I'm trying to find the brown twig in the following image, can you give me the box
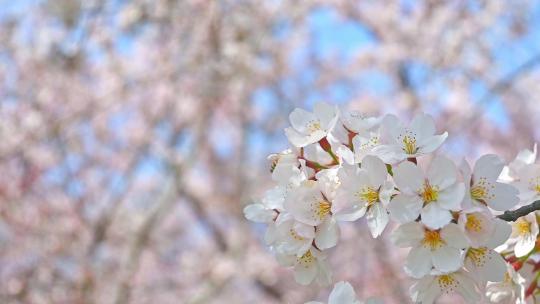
[498,200,540,222]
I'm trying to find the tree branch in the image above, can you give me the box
[497,200,540,222]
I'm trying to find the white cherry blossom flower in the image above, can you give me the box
[352,129,382,163]
[457,206,511,249]
[500,144,537,182]
[285,102,339,148]
[333,155,394,237]
[331,111,380,146]
[273,214,314,256]
[506,213,539,257]
[305,281,383,304]
[389,155,465,229]
[463,218,511,283]
[268,149,299,174]
[513,163,540,205]
[373,113,448,164]
[460,154,519,211]
[244,160,306,223]
[391,222,468,278]
[277,247,332,286]
[285,179,339,250]
[485,263,526,304]
[409,269,480,304]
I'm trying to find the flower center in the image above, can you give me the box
[315,201,331,220]
[465,214,483,232]
[470,177,494,203]
[358,186,379,206]
[297,250,315,267]
[307,120,322,133]
[466,247,488,266]
[470,185,486,201]
[402,135,418,155]
[289,228,305,241]
[535,184,540,194]
[437,274,458,291]
[421,182,439,204]
[422,229,445,250]
[516,220,531,235]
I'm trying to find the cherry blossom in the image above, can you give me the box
[333,155,394,237]
[460,154,519,211]
[409,270,480,304]
[391,222,468,278]
[506,213,539,257]
[277,247,332,286]
[463,218,511,283]
[485,264,526,304]
[285,102,339,148]
[373,113,448,164]
[389,155,465,229]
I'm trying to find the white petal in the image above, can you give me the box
[515,235,536,257]
[474,154,505,180]
[486,182,519,211]
[417,132,448,154]
[243,204,276,223]
[379,114,402,143]
[313,102,338,130]
[388,194,423,224]
[486,219,512,249]
[390,221,425,247]
[290,108,317,133]
[441,223,469,248]
[362,155,388,187]
[393,161,424,193]
[465,248,507,282]
[328,281,357,304]
[285,127,311,147]
[432,246,463,272]
[410,113,436,140]
[455,273,481,303]
[371,144,406,164]
[294,262,318,285]
[427,155,458,189]
[405,246,433,278]
[420,203,452,230]
[367,203,389,238]
[436,182,465,211]
[315,218,340,250]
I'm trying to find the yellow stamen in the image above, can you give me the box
[437,274,458,290]
[315,201,331,220]
[421,182,439,204]
[358,186,379,206]
[289,229,305,241]
[466,247,488,266]
[297,250,315,268]
[470,186,486,201]
[465,214,483,232]
[307,120,322,133]
[470,177,494,202]
[402,135,418,155]
[516,220,531,235]
[422,229,445,250]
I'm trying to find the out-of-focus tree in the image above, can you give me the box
[0,0,539,303]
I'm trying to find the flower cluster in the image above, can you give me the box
[244,102,540,303]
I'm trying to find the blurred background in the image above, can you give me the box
[0,0,539,303]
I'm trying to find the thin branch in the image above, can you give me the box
[498,200,540,222]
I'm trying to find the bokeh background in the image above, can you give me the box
[1,0,540,303]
